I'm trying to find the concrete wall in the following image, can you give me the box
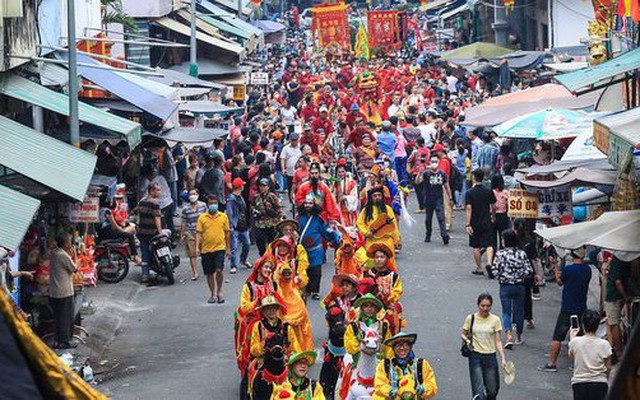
[121,0,173,18]
[1,0,38,70]
[551,0,594,47]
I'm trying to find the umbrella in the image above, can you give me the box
[440,42,513,61]
[535,210,640,261]
[493,108,587,140]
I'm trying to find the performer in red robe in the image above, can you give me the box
[294,162,341,223]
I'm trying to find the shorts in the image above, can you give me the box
[552,311,583,342]
[604,301,622,325]
[201,250,225,275]
[185,234,198,258]
[469,227,493,249]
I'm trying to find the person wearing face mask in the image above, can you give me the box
[179,188,207,281]
[195,195,231,304]
[374,333,438,399]
[415,154,451,245]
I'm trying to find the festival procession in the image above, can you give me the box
[2,0,640,399]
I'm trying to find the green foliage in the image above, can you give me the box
[101,0,138,33]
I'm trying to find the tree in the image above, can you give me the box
[101,0,137,33]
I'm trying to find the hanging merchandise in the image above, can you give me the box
[503,0,515,13]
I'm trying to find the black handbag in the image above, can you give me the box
[460,313,475,358]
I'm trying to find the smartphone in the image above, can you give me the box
[570,314,579,330]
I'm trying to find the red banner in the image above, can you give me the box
[311,2,350,52]
[367,10,404,50]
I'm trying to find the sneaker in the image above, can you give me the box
[504,341,513,350]
[230,267,237,274]
[443,236,450,245]
[424,237,431,243]
[415,209,425,214]
[532,292,542,301]
[515,337,524,345]
[537,364,557,372]
[526,320,535,329]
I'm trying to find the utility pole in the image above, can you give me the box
[492,0,508,46]
[68,0,80,147]
[190,0,198,77]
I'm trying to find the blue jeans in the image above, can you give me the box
[394,156,408,187]
[231,229,250,268]
[425,201,448,240]
[469,352,500,400]
[456,177,467,207]
[500,284,525,334]
[139,238,151,278]
[275,170,285,193]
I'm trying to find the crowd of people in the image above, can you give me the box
[78,17,626,400]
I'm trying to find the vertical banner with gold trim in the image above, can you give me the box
[311,2,350,52]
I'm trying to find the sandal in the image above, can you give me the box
[217,296,225,304]
[472,270,484,276]
[207,296,218,304]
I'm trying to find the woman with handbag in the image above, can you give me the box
[460,293,507,400]
[491,230,533,349]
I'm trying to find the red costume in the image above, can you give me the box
[294,181,341,223]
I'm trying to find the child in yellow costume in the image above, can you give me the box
[270,351,325,400]
[272,236,314,351]
[343,293,393,360]
[364,242,405,334]
[334,226,367,278]
[267,220,309,296]
[373,332,438,400]
[249,295,301,363]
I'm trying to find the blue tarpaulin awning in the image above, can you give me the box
[66,54,178,121]
[555,47,640,95]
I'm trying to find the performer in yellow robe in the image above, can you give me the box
[373,333,438,400]
[356,186,400,269]
[272,236,314,351]
[249,295,301,363]
[343,294,394,360]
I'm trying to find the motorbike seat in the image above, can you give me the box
[96,239,129,248]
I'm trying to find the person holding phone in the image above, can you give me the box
[568,310,612,400]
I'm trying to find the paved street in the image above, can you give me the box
[87,198,579,399]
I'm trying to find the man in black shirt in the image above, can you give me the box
[415,154,451,244]
[465,169,496,276]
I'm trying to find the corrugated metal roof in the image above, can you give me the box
[0,73,142,147]
[199,0,264,42]
[150,68,227,89]
[0,115,97,201]
[595,106,640,146]
[0,184,40,251]
[555,47,640,94]
[69,54,179,121]
[153,17,245,58]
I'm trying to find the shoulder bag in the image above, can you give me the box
[460,313,475,358]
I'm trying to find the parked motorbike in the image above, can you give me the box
[94,239,132,284]
[149,229,180,285]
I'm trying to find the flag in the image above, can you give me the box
[355,23,369,60]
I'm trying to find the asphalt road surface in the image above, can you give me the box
[91,199,577,399]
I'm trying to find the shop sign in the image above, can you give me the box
[233,85,245,101]
[537,187,573,218]
[608,134,634,170]
[250,72,269,85]
[68,197,100,223]
[593,121,610,155]
[507,189,538,219]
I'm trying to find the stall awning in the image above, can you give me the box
[0,116,97,201]
[178,101,242,114]
[594,107,640,169]
[153,17,245,60]
[67,54,178,121]
[208,0,253,19]
[423,0,452,11]
[519,167,618,189]
[170,58,246,77]
[177,87,212,99]
[439,3,468,21]
[0,185,40,251]
[535,210,640,261]
[150,68,227,90]
[199,0,264,47]
[145,127,228,148]
[555,47,640,95]
[517,159,614,174]
[0,73,142,147]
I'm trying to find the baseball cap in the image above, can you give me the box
[232,178,245,188]
[289,132,300,140]
[433,144,445,152]
[258,177,270,186]
[350,103,360,111]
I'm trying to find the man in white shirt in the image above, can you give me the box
[280,132,302,200]
[446,72,459,93]
[417,113,437,147]
[387,94,404,120]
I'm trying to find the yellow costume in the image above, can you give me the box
[271,379,326,400]
[373,357,438,399]
[334,246,367,277]
[275,259,314,351]
[267,241,309,294]
[356,204,400,254]
[249,319,301,360]
[344,320,393,360]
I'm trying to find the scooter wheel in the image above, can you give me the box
[96,253,129,283]
[164,260,175,285]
